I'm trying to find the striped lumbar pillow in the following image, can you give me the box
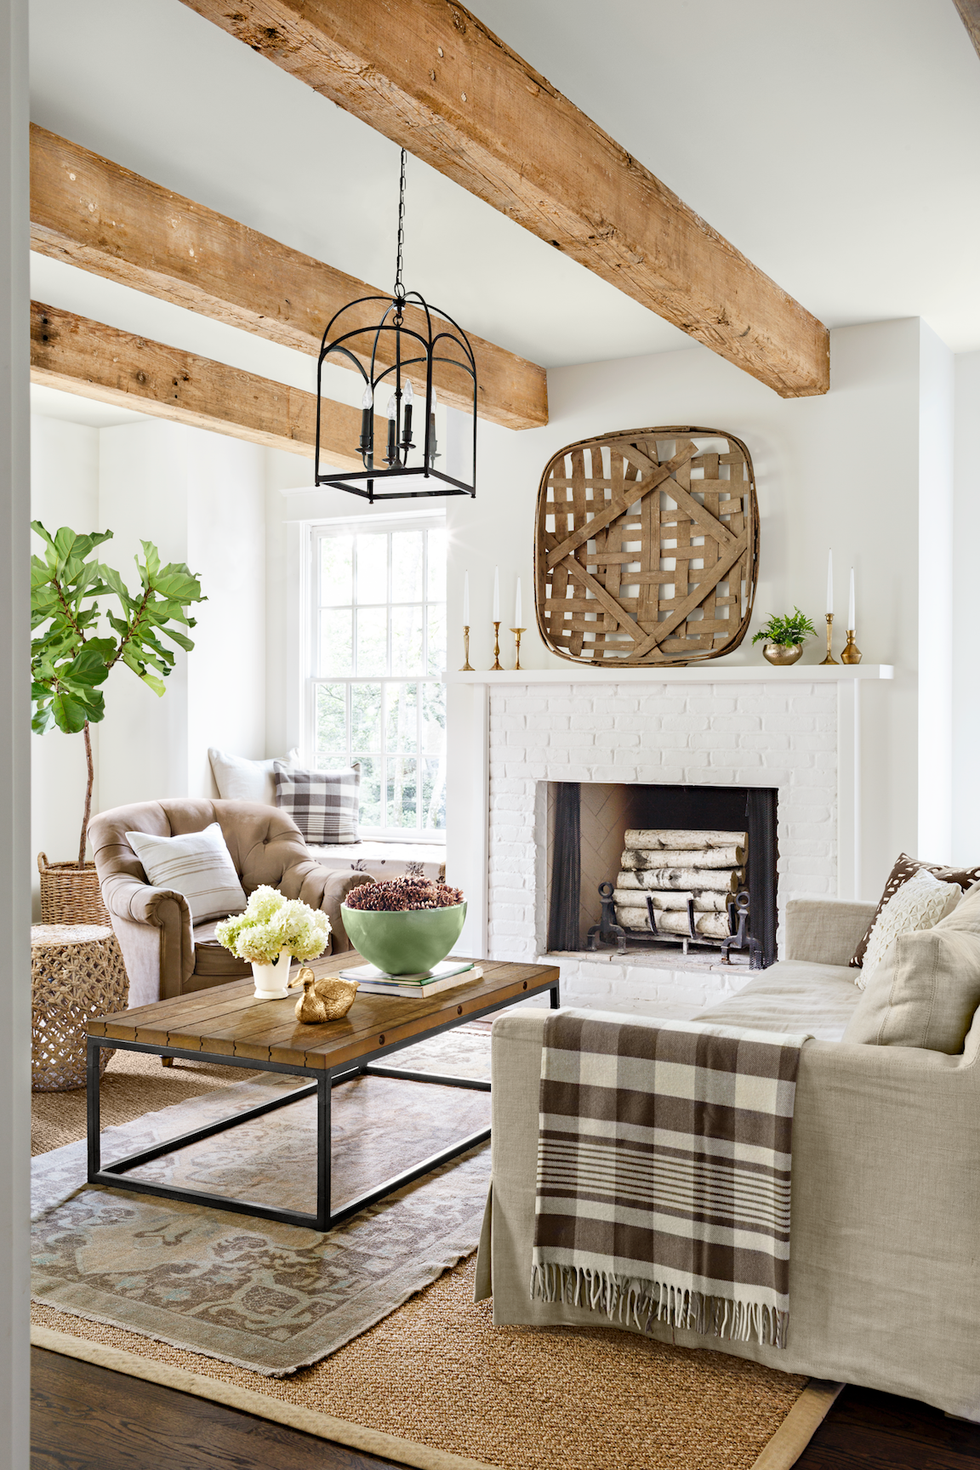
[273,761,360,844]
[126,822,247,923]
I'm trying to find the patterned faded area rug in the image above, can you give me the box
[32,1031,491,1376]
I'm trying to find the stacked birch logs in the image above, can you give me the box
[613,830,747,941]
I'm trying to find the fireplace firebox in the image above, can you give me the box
[546,783,778,968]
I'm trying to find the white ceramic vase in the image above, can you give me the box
[251,948,293,999]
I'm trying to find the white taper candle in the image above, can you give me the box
[848,568,855,629]
[514,577,522,627]
[826,550,834,616]
[463,570,470,624]
[492,566,500,622]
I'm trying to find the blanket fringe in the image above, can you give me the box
[530,1263,788,1349]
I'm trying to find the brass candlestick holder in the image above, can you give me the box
[491,621,502,671]
[819,613,838,665]
[841,629,863,664]
[511,627,526,671]
[460,625,474,671]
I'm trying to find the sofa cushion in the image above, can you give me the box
[693,961,861,1042]
[844,880,980,1053]
[849,852,980,968]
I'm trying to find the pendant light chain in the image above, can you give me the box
[393,148,407,322]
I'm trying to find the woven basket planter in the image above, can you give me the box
[37,852,110,926]
[31,923,129,1091]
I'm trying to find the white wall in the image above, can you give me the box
[917,323,955,861]
[952,350,980,864]
[30,415,269,860]
[445,320,933,900]
[29,416,100,911]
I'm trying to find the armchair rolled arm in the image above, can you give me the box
[98,872,195,996]
[101,872,190,928]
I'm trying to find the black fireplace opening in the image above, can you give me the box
[547,783,779,967]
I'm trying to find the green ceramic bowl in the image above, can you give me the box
[340,901,467,976]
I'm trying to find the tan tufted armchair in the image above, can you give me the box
[89,798,371,1006]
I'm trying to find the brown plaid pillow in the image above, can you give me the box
[273,762,359,844]
[850,853,980,968]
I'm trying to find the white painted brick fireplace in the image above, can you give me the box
[448,665,893,1019]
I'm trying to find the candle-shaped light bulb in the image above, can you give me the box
[492,566,500,622]
[359,383,374,453]
[402,378,414,445]
[514,577,522,627]
[826,550,834,616]
[463,570,470,624]
[386,392,398,463]
[428,386,439,464]
[848,567,855,629]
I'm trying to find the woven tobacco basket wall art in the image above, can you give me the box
[534,426,759,667]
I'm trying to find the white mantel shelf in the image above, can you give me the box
[444,664,894,684]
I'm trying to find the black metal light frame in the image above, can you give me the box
[314,152,478,503]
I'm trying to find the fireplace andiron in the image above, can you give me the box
[587,883,762,969]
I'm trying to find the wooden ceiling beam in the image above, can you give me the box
[29,124,547,431]
[177,0,829,399]
[30,300,390,467]
[953,0,980,60]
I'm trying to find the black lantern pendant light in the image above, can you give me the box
[315,150,478,502]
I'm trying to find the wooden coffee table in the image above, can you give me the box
[86,955,560,1231]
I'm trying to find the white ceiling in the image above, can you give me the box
[28,0,980,431]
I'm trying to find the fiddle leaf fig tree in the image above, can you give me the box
[31,522,206,867]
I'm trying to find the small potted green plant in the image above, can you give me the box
[752,609,817,666]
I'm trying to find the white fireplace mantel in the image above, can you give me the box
[446,664,894,684]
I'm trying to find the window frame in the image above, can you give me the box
[304,511,447,843]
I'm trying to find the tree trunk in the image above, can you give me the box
[78,720,94,868]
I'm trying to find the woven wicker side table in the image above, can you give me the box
[31,924,129,1092]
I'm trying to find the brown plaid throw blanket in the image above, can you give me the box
[530,1010,811,1348]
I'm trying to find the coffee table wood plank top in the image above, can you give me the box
[86,955,560,1233]
[89,956,558,1069]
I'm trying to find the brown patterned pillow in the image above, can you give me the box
[850,853,980,968]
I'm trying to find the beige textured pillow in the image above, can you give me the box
[855,867,961,990]
[843,914,980,1054]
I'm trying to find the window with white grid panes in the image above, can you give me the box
[309,516,446,839]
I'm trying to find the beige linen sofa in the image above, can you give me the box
[90,798,370,1006]
[477,897,980,1421]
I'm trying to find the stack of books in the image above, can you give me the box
[339,959,482,998]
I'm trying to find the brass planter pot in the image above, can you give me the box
[762,642,803,666]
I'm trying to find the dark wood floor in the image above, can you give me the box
[30,1346,980,1469]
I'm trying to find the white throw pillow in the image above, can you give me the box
[208,748,299,805]
[126,822,248,923]
[857,866,962,990]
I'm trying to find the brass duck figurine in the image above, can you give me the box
[289,966,358,1023]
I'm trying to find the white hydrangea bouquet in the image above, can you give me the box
[216,886,331,999]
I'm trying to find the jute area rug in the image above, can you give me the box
[32,1035,841,1470]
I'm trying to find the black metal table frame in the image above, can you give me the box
[86,972,560,1232]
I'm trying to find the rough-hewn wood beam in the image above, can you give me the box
[954,0,980,59]
[178,0,829,399]
[30,300,391,467]
[29,124,547,430]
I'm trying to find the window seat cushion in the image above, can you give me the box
[305,839,446,882]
